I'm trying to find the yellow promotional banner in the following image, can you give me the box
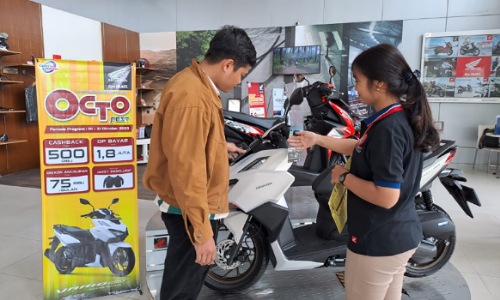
[36,59,141,299]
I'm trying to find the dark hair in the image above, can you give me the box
[204,25,257,70]
[352,44,439,152]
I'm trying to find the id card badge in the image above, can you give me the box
[288,147,302,163]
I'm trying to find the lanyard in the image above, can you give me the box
[356,103,403,151]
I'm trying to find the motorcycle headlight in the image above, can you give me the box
[109,229,127,238]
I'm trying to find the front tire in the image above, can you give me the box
[205,222,269,293]
[108,247,135,276]
[406,205,456,278]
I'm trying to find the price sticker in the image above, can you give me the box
[43,139,89,165]
[92,138,134,163]
[44,167,90,195]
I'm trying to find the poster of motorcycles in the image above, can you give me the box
[422,30,500,99]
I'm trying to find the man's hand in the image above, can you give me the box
[227,142,246,159]
[193,238,216,266]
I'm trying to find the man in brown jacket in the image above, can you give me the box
[143,25,256,300]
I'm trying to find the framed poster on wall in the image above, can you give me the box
[420,29,500,103]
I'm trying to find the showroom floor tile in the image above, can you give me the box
[0,163,499,300]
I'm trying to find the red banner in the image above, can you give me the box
[247,82,267,117]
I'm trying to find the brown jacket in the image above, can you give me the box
[143,60,229,244]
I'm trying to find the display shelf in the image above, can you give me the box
[2,63,35,68]
[0,49,22,57]
[0,80,23,85]
[0,138,28,146]
[138,87,156,92]
[136,138,151,164]
[137,67,158,74]
[0,110,26,114]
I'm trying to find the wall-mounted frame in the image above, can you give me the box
[420,29,500,103]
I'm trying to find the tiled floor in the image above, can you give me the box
[0,163,499,300]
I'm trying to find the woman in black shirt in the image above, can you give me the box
[288,44,439,300]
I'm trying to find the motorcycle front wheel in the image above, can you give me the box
[405,205,456,278]
[108,247,135,276]
[205,222,270,293]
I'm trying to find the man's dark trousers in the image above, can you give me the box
[160,212,218,300]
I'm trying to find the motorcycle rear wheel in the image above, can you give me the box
[405,204,456,278]
[54,247,75,274]
[205,223,269,293]
[108,247,135,276]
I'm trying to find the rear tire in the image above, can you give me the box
[54,247,75,274]
[205,223,269,293]
[405,204,456,278]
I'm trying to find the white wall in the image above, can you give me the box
[34,0,500,165]
[42,6,102,61]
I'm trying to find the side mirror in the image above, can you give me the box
[112,198,119,204]
[80,198,90,205]
[329,66,337,77]
[289,87,304,106]
[283,98,290,110]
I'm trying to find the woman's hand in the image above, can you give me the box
[287,131,318,150]
[331,164,348,184]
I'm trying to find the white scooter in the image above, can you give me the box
[203,90,481,293]
[44,198,135,276]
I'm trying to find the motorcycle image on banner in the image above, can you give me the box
[44,198,135,277]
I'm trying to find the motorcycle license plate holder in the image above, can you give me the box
[440,178,481,218]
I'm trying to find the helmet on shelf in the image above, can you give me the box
[136,58,150,68]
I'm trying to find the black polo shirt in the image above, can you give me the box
[347,103,423,256]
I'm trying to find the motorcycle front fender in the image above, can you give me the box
[108,242,132,255]
[223,211,249,243]
[439,168,481,218]
[224,202,289,244]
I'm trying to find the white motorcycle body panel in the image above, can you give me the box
[90,219,127,242]
[270,242,323,270]
[421,153,450,189]
[228,149,294,212]
[56,233,81,245]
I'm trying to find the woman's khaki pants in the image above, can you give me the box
[345,248,416,300]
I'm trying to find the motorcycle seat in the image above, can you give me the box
[54,224,94,242]
[422,140,456,169]
[224,110,282,130]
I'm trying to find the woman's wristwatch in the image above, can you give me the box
[339,171,349,185]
